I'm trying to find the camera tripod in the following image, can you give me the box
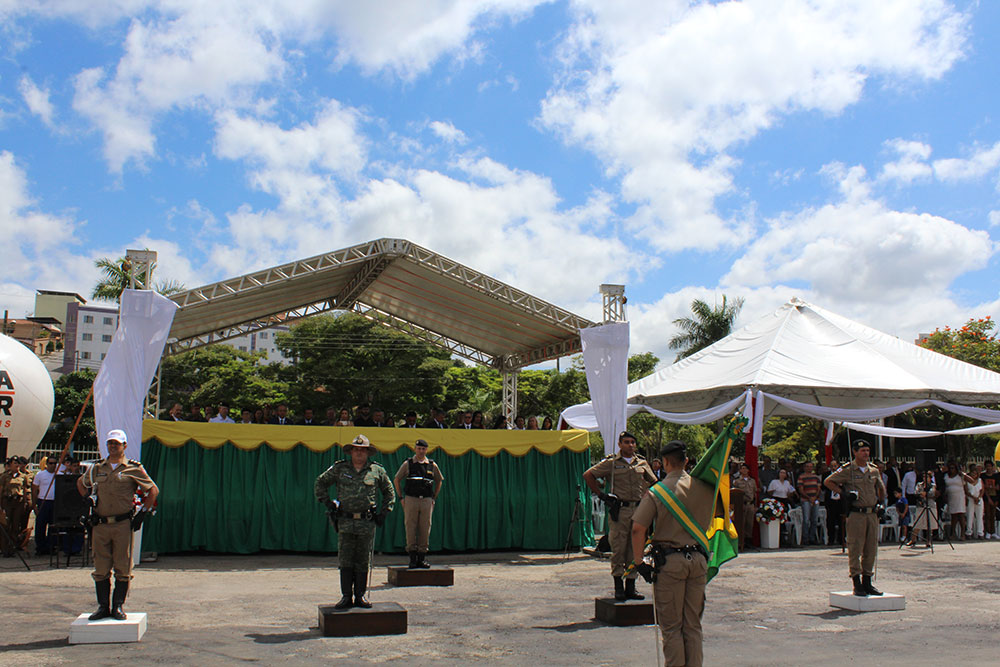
[0,521,31,571]
[563,484,586,561]
[901,498,954,553]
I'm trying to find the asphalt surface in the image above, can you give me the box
[1,540,998,665]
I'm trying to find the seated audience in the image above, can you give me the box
[209,403,234,423]
[471,411,485,429]
[299,408,317,426]
[526,416,539,430]
[399,411,419,428]
[541,416,553,430]
[239,408,254,424]
[354,404,376,427]
[333,407,353,427]
[269,403,292,425]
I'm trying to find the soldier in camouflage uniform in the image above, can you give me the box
[0,457,33,556]
[315,434,395,609]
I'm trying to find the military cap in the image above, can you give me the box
[618,431,638,443]
[414,439,429,449]
[851,438,871,451]
[344,434,372,452]
[659,440,687,458]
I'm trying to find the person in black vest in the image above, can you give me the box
[393,439,444,568]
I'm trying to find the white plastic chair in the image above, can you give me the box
[938,506,952,540]
[592,495,606,534]
[880,505,899,542]
[816,506,828,544]
[787,507,803,546]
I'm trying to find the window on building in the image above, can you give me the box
[239,346,247,352]
[82,333,93,341]
[103,317,114,326]
[101,353,106,360]
[102,334,112,342]
[83,315,94,324]
[81,351,91,360]
[260,332,268,339]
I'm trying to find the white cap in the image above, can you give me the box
[106,429,128,445]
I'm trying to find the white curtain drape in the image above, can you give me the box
[559,391,749,431]
[579,322,630,456]
[94,289,178,460]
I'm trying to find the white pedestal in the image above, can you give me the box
[759,520,780,549]
[69,613,147,644]
[829,591,905,612]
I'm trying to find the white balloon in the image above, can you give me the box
[0,333,55,458]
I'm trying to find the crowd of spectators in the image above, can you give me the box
[1,454,88,559]
[729,454,1000,549]
[163,401,557,431]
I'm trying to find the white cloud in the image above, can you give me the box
[879,138,932,183]
[933,141,1000,182]
[989,210,1000,228]
[429,120,467,144]
[18,75,55,127]
[541,0,968,252]
[0,150,99,315]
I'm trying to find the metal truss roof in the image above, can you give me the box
[165,238,595,370]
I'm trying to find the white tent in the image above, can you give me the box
[629,297,1000,414]
[562,298,1000,452]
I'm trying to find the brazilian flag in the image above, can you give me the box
[646,415,746,583]
[691,415,746,582]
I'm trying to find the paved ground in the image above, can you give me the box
[1,540,998,666]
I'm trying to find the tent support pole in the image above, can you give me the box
[502,367,518,428]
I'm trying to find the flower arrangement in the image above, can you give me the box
[755,498,787,524]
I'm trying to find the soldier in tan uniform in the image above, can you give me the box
[584,431,658,601]
[393,439,444,569]
[631,440,714,667]
[77,429,159,620]
[824,439,885,596]
[0,457,32,556]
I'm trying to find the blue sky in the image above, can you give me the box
[1,0,998,365]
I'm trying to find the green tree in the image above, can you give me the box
[92,255,185,303]
[41,370,97,458]
[160,346,288,415]
[275,314,456,417]
[761,417,827,462]
[668,295,744,361]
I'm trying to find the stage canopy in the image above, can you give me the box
[140,422,594,555]
[164,238,595,371]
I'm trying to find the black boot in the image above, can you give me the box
[415,552,430,569]
[862,575,883,596]
[852,575,866,596]
[613,576,626,601]
[353,569,372,608]
[334,569,354,610]
[110,580,129,620]
[407,551,419,569]
[89,579,112,620]
[624,578,645,600]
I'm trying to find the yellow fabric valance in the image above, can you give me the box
[141,420,590,457]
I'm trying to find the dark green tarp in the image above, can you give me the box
[141,440,594,554]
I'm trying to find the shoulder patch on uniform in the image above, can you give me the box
[128,459,142,465]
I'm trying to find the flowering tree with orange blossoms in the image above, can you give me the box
[918,317,1000,373]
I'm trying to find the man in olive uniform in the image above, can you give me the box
[393,438,444,569]
[631,440,715,667]
[583,431,658,601]
[77,430,159,620]
[824,439,886,596]
[315,434,395,609]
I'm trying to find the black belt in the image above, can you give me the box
[651,543,708,560]
[851,506,876,514]
[406,493,433,499]
[343,511,371,520]
[618,500,640,507]
[93,511,134,525]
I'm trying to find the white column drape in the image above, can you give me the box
[579,322,630,456]
[94,289,178,461]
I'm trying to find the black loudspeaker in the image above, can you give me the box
[914,448,937,475]
[54,474,89,523]
[0,437,7,461]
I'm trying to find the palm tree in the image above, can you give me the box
[92,256,186,303]
[669,295,744,361]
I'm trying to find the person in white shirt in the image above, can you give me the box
[31,457,59,555]
[209,403,235,424]
[901,465,918,505]
[766,469,797,510]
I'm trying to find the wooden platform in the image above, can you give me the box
[318,602,407,636]
[69,613,147,644]
[594,598,654,626]
[387,566,454,587]
[829,591,905,612]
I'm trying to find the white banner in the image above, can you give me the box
[579,322,630,456]
[94,289,178,461]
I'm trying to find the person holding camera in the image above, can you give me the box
[823,439,886,596]
[583,431,658,601]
